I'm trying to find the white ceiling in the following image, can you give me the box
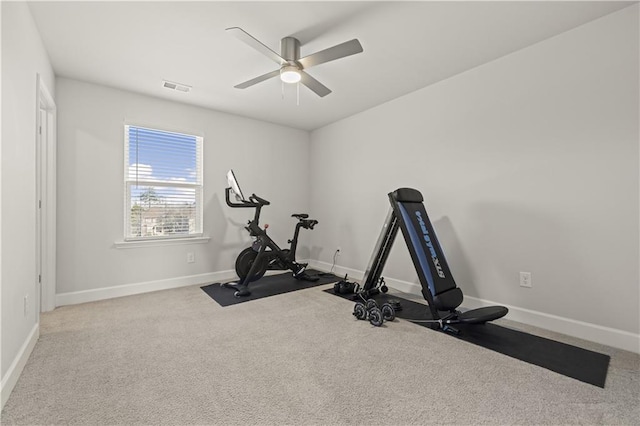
[28,1,633,131]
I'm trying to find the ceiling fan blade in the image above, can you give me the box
[234,69,281,89]
[299,71,331,97]
[298,39,363,69]
[226,27,286,65]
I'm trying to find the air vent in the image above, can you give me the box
[162,80,191,93]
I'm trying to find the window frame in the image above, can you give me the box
[123,124,204,242]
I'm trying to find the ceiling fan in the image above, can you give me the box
[226,27,363,97]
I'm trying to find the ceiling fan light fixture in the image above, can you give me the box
[280,66,301,84]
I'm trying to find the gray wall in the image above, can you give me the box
[308,7,639,337]
[55,78,310,296]
[1,2,55,379]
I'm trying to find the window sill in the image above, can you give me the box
[114,236,210,249]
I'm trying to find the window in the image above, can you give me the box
[124,125,203,240]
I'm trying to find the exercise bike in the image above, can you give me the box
[223,170,319,297]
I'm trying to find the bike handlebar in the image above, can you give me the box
[249,194,270,206]
[300,219,318,230]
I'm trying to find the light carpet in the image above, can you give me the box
[2,283,638,425]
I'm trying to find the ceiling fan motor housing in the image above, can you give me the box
[281,37,301,64]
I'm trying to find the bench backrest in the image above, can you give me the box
[391,188,463,312]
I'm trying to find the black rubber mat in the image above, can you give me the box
[202,270,338,307]
[326,289,610,388]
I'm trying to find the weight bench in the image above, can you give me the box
[359,187,507,334]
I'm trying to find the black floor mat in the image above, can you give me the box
[326,289,610,388]
[202,270,338,307]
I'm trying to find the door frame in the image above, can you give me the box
[36,74,57,312]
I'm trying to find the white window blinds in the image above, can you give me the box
[124,125,203,240]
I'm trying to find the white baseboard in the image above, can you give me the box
[307,259,364,282]
[1,324,39,410]
[56,270,236,307]
[461,295,640,354]
[55,267,317,307]
[308,260,640,354]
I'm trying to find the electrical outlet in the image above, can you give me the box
[336,247,341,256]
[187,252,195,263]
[24,295,28,316]
[520,272,532,288]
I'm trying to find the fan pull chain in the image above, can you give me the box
[279,81,301,105]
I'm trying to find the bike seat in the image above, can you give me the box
[292,214,309,219]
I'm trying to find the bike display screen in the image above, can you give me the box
[227,169,246,201]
